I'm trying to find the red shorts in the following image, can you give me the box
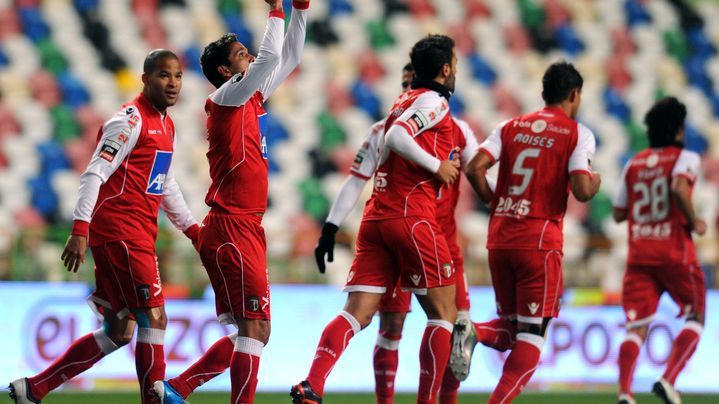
[89,238,163,319]
[378,281,412,313]
[622,263,706,328]
[488,249,563,324]
[199,213,270,322]
[344,217,455,295]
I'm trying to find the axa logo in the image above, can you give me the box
[146,151,172,195]
[410,274,422,286]
[528,302,540,315]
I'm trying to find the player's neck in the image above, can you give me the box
[411,78,452,99]
[545,102,573,118]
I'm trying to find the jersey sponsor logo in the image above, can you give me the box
[547,123,570,135]
[410,274,422,286]
[646,153,659,168]
[258,113,269,159]
[99,139,122,162]
[148,129,161,135]
[528,302,540,315]
[407,111,429,133]
[531,120,547,133]
[495,196,532,216]
[125,106,135,115]
[146,151,173,195]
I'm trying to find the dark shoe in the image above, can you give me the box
[290,380,322,404]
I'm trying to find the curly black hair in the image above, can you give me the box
[200,33,239,88]
[409,34,455,81]
[644,97,686,148]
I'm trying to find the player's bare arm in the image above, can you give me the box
[613,207,628,223]
[671,175,706,235]
[264,0,282,11]
[466,151,494,204]
[570,171,601,202]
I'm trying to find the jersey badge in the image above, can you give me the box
[407,111,429,133]
[99,139,122,162]
[125,106,135,115]
[146,151,173,195]
[531,120,547,133]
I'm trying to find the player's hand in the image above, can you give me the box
[692,218,707,236]
[435,148,461,185]
[61,235,87,273]
[264,0,282,11]
[314,223,339,274]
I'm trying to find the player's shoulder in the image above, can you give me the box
[677,148,701,162]
[369,119,386,134]
[108,103,142,128]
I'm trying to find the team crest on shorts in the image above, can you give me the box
[528,302,540,315]
[627,309,637,320]
[248,296,260,312]
[410,274,422,286]
[441,263,452,279]
[137,285,151,302]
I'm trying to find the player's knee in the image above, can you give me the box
[627,325,649,340]
[687,312,705,326]
[93,329,121,353]
[238,319,271,344]
[517,318,550,337]
[106,328,134,347]
[380,312,407,335]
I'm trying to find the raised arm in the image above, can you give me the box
[63,106,142,272]
[260,0,310,99]
[209,2,285,107]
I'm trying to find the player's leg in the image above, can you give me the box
[617,265,660,403]
[16,308,131,402]
[654,264,707,404]
[159,333,237,401]
[231,318,270,404]
[488,249,562,404]
[294,291,383,403]
[374,286,410,404]
[133,306,168,404]
[439,257,470,404]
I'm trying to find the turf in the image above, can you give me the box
[3,392,718,403]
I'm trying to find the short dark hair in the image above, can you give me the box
[200,33,239,88]
[403,62,414,72]
[541,61,583,104]
[409,34,454,80]
[644,96,686,148]
[143,49,179,74]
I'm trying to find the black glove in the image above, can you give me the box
[314,222,339,274]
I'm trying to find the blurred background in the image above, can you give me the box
[0,0,718,395]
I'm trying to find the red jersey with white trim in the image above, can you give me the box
[349,119,385,181]
[479,107,595,250]
[436,118,479,231]
[88,93,175,246]
[202,7,307,215]
[363,88,453,220]
[613,147,700,266]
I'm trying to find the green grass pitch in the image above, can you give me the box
[3,392,718,403]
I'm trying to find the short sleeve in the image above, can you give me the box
[568,123,596,175]
[477,121,505,164]
[671,150,701,184]
[85,105,142,182]
[613,161,630,209]
[350,120,384,180]
[392,92,450,138]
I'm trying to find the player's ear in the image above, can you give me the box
[141,72,149,86]
[217,65,232,79]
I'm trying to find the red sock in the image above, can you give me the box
[306,311,360,396]
[438,364,460,404]
[474,318,517,351]
[662,322,702,385]
[489,333,543,404]
[373,331,401,404]
[136,328,166,404]
[169,333,236,398]
[28,330,116,399]
[230,336,264,404]
[417,320,452,404]
[618,333,642,396]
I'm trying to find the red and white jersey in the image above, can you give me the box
[363,87,454,220]
[479,107,595,250]
[204,5,307,215]
[613,146,700,266]
[436,118,480,232]
[349,119,385,181]
[81,93,180,246]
